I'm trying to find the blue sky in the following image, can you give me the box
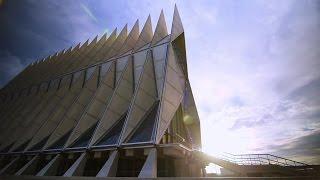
[0,0,319,164]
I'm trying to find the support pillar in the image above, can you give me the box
[174,158,189,177]
[0,156,19,175]
[63,152,87,177]
[36,154,60,176]
[15,155,39,175]
[138,148,157,178]
[96,150,119,177]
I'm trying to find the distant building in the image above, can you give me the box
[0,6,205,178]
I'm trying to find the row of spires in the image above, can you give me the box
[31,6,179,66]
[1,5,184,97]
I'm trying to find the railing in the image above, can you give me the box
[219,153,309,167]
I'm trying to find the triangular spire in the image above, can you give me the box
[151,10,168,45]
[106,24,128,58]
[108,28,117,41]
[171,5,184,41]
[59,49,66,56]
[72,43,81,51]
[99,33,108,42]
[51,52,58,60]
[119,19,140,55]
[89,33,108,57]
[65,46,73,54]
[81,39,90,48]
[95,29,118,62]
[90,35,99,45]
[134,15,153,51]
[170,5,188,79]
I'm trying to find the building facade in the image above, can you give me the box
[0,7,205,178]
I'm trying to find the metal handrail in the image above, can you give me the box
[221,153,309,167]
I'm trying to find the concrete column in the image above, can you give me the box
[189,162,202,177]
[138,148,157,178]
[15,155,39,175]
[96,150,119,177]
[36,154,60,176]
[63,152,88,177]
[174,159,189,177]
[0,156,19,175]
[202,167,207,177]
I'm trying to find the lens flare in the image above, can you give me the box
[183,115,194,125]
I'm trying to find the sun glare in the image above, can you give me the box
[201,121,255,156]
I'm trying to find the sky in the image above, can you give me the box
[0,0,319,165]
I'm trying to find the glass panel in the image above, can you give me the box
[48,130,72,150]
[28,135,50,151]
[69,122,98,148]
[98,62,111,86]
[169,105,191,147]
[95,112,127,146]
[127,102,159,143]
[12,139,31,152]
[72,70,83,84]
[60,75,72,88]
[100,63,110,77]
[85,66,96,81]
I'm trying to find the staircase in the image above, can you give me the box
[194,151,320,177]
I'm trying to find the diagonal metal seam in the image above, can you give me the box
[26,67,100,152]
[86,54,134,148]
[0,44,82,133]
[154,44,185,144]
[121,101,160,146]
[91,111,128,148]
[0,86,66,151]
[11,70,87,153]
[44,41,112,149]
[117,50,156,145]
[42,65,109,151]
[51,62,114,151]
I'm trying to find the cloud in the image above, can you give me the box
[80,3,98,23]
[0,0,105,87]
[266,130,320,164]
[0,51,26,88]
[190,0,320,163]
